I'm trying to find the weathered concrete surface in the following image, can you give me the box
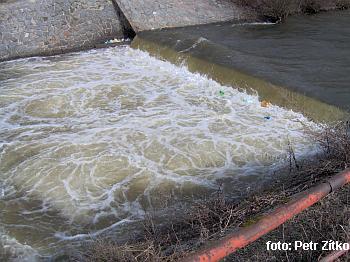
[0,0,132,61]
[115,0,254,32]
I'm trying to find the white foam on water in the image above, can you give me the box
[0,46,317,254]
[179,37,209,53]
[0,185,4,199]
[54,218,132,241]
[0,227,39,262]
[231,22,277,27]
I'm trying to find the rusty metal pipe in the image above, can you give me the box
[184,170,350,262]
[319,244,350,262]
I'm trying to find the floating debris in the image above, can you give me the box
[219,90,225,97]
[261,100,272,108]
[104,38,130,45]
[264,116,272,120]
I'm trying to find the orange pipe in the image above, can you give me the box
[319,244,350,262]
[184,170,350,262]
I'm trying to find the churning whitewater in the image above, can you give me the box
[0,46,316,258]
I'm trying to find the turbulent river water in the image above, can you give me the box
[136,10,350,113]
[0,46,316,260]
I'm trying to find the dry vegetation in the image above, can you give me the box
[235,0,350,21]
[70,121,350,261]
[231,185,350,261]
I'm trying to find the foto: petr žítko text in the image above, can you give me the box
[266,240,350,251]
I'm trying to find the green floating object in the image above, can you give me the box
[219,90,225,96]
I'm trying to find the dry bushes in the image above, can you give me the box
[336,0,350,9]
[311,121,350,172]
[300,0,324,13]
[231,185,350,261]
[237,0,296,21]
[274,121,350,194]
[71,191,290,262]
[72,240,166,262]
[236,0,350,21]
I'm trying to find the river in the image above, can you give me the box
[134,10,350,120]
[0,44,318,260]
[4,8,350,261]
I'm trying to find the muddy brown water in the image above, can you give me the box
[134,10,350,121]
[2,10,349,261]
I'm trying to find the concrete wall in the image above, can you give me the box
[0,0,253,61]
[0,0,132,61]
[115,0,253,32]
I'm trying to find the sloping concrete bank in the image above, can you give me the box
[115,0,254,32]
[0,0,133,62]
[0,0,254,62]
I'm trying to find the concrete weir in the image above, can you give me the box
[131,33,347,123]
[114,0,250,32]
[0,0,250,61]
